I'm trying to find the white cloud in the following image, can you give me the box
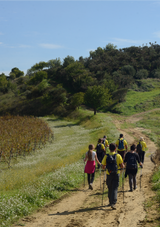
[153,31,160,38]
[39,43,63,49]
[0,42,2,45]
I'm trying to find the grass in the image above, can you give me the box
[134,110,160,207]
[1,105,160,226]
[0,109,120,226]
[135,110,160,145]
[115,88,160,116]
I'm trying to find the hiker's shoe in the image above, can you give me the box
[134,186,137,190]
[89,184,92,189]
[111,204,116,210]
[90,183,93,190]
[129,189,133,192]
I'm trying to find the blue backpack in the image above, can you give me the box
[118,139,124,150]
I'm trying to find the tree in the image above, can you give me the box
[121,65,136,78]
[64,62,93,92]
[135,69,149,79]
[28,71,48,85]
[0,73,8,93]
[63,55,75,68]
[105,43,117,52]
[70,92,84,109]
[27,61,48,75]
[9,67,24,79]
[48,58,61,69]
[84,85,111,115]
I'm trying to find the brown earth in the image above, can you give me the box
[13,111,160,227]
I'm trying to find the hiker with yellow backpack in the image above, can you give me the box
[102,135,109,150]
[116,134,128,160]
[137,137,147,164]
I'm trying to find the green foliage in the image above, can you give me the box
[37,79,49,92]
[9,67,24,79]
[105,43,117,51]
[152,68,160,79]
[70,92,84,109]
[27,61,48,75]
[28,71,48,85]
[121,65,136,78]
[84,85,111,115]
[113,88,160,115]
[2,42,160,116]
[42,86,67,106]
[63,55,75,68]
[135,69,149,79]
[112,88,128,102]
[64,62,93,92]
[0,73,8,93]
[47,58,61,69]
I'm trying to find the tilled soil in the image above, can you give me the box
[13,112,159,227]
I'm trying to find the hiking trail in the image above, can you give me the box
[13,111,159,227]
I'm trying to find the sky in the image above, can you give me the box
[0,1,160,76]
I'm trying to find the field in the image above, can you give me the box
[0,106,160,226]
[0,110,119,226]
[9,108,160,227]
[0,115,53,169]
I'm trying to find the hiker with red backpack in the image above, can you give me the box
[102,143,124,210]
[137,137,147,164]
[116,134,128,160]
[84,144,101,190]
[96,138,105,169]
[124,144,143,191]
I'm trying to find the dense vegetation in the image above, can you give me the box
[1,42,160,116]
[0,115,53,168]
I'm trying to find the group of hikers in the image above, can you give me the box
[84,133,147,210]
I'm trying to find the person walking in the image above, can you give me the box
[102,143,124,210]
[102,135,109,152]
[96,138,105,169]
[116,134,128,160]
[124,144,143,191]
[137,137,147,164]
[84,144,101,190]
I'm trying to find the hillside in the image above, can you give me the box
[1,43,160,116]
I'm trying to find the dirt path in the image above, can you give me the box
[14,112,158,227]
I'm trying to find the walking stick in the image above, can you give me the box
[140,166,142,191]
[84,161,85,187]
[122,168,125,203]
[102,168,106,206]
[100,166,101,189]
